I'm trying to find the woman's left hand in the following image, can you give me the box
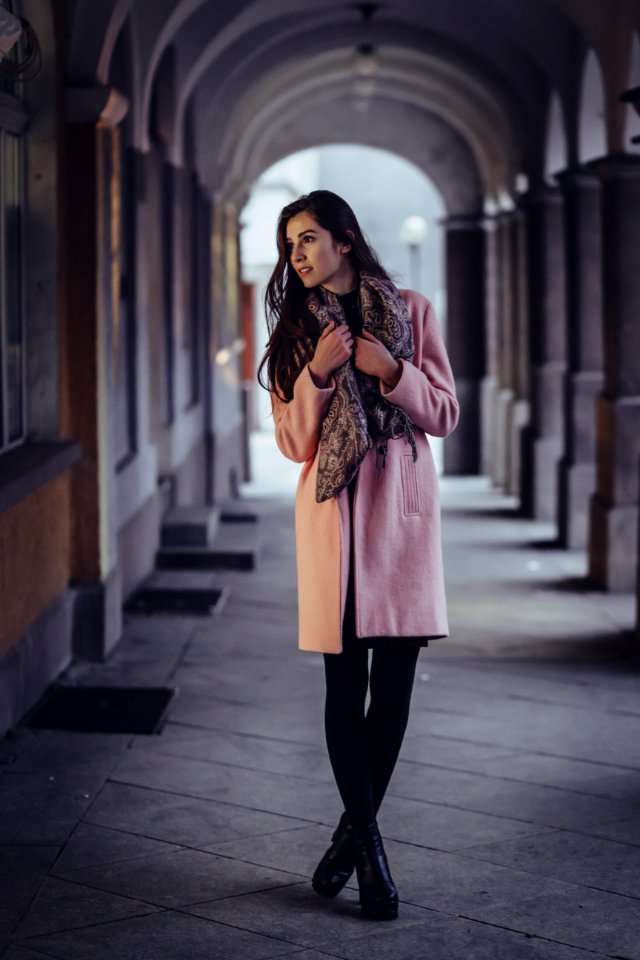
[354,329,403,388]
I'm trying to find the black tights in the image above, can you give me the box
[323,625,420,828]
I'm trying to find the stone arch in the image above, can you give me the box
[545,91,569,181]
[578,49,607,164]
[196,46,510,212]
[108,16,139,146]
[149,44,177,154]
[66,0,134,84]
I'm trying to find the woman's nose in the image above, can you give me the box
[294,245,305,261]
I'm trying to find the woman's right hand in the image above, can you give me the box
[308,321,353,387]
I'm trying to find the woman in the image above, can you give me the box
[259,190,458,921]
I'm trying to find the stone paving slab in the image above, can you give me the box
[51,846,304,909]
[461,828,640,897]
[81,780,311,849]
[18,910,303,960]
[385,838,640,957]
[107,749,343,824]
[0,846,60,948]
[312,915,611,960]
[131,725,333,781]
[181,882,440,951]
[11,877,162,939]
[387,756,640,829]
[50,822,183,873]
[2,473,639,959]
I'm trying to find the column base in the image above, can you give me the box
[532,435,563,521]
[589,494,638,591]
[493,388,515,488]
[70,568,122,662]
[0,592,74,738]
[480,376,499,477]
[508,399,530,497]
[558,460,596,549]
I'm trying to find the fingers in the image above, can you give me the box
[319,321,335,339]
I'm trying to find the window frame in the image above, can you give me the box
[0,88,27,455]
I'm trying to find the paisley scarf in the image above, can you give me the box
[307,272,417,503]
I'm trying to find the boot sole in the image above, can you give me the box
[360,900,399,920]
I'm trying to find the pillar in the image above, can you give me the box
[60,86,128,659]
[589,155,640,591]
[509,204,531,498]
[520,187,567,521]
[481,217,499,477]
[492,211,517,489]
[443,215,486,474]
[556,168,603,549]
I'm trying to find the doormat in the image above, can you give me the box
[124,587,223,615]
[22,685,176,735]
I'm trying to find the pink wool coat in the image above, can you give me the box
[272,290,459,654]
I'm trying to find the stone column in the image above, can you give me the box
[508,205,531,498]
[556,168,604,549]
[492,211,517,489]
[520,187,567,521]
[589,155,640,591]
[481,217,499,477]
[60,86,128,659]
[443,215,486,475]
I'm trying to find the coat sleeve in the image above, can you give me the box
[380,295,459,438]
[271,364,336,463]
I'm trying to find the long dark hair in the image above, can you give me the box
[258,190,391,402]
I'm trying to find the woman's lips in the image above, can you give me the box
[299,267,312,276]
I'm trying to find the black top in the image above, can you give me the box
[336,288,362,337]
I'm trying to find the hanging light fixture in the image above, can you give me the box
[351,3,380,106]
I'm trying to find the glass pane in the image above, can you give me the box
[3,132,24,442]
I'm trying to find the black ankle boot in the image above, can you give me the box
[312,812,355,898]
[352,821,399,920]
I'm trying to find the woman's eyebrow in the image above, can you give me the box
[286,229,318,242]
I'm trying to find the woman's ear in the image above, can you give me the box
[341,230,355,253]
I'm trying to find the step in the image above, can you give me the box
[161,505,220,547]
[219,499,259,524]
[156,521,263,571]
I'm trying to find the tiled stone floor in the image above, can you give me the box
[1,447,639,959]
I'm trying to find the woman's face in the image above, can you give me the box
[285,211,356,294]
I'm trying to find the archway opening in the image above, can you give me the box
[239,143,447,495]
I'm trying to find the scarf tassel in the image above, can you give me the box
[375,442,387,477]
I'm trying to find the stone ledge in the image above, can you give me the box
[0,440,82,513]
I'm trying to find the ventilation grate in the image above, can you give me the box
[124,586,224,615]
[22,685,176,735]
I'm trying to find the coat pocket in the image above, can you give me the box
[400,454,421,516]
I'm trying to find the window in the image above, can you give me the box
[0,99,26,453]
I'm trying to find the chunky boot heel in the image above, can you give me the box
[352,821,399,920]
[312,812,355,898]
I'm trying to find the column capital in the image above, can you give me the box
[441,212,486,232]
[518,183,563,208]
[65,85,129,128]
[587,152,640,182]
[554,165,601,191]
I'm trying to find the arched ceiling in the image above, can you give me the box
[66,0,640,206]
[196,46,504,212]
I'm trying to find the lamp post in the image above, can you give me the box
[399,215,428,291]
